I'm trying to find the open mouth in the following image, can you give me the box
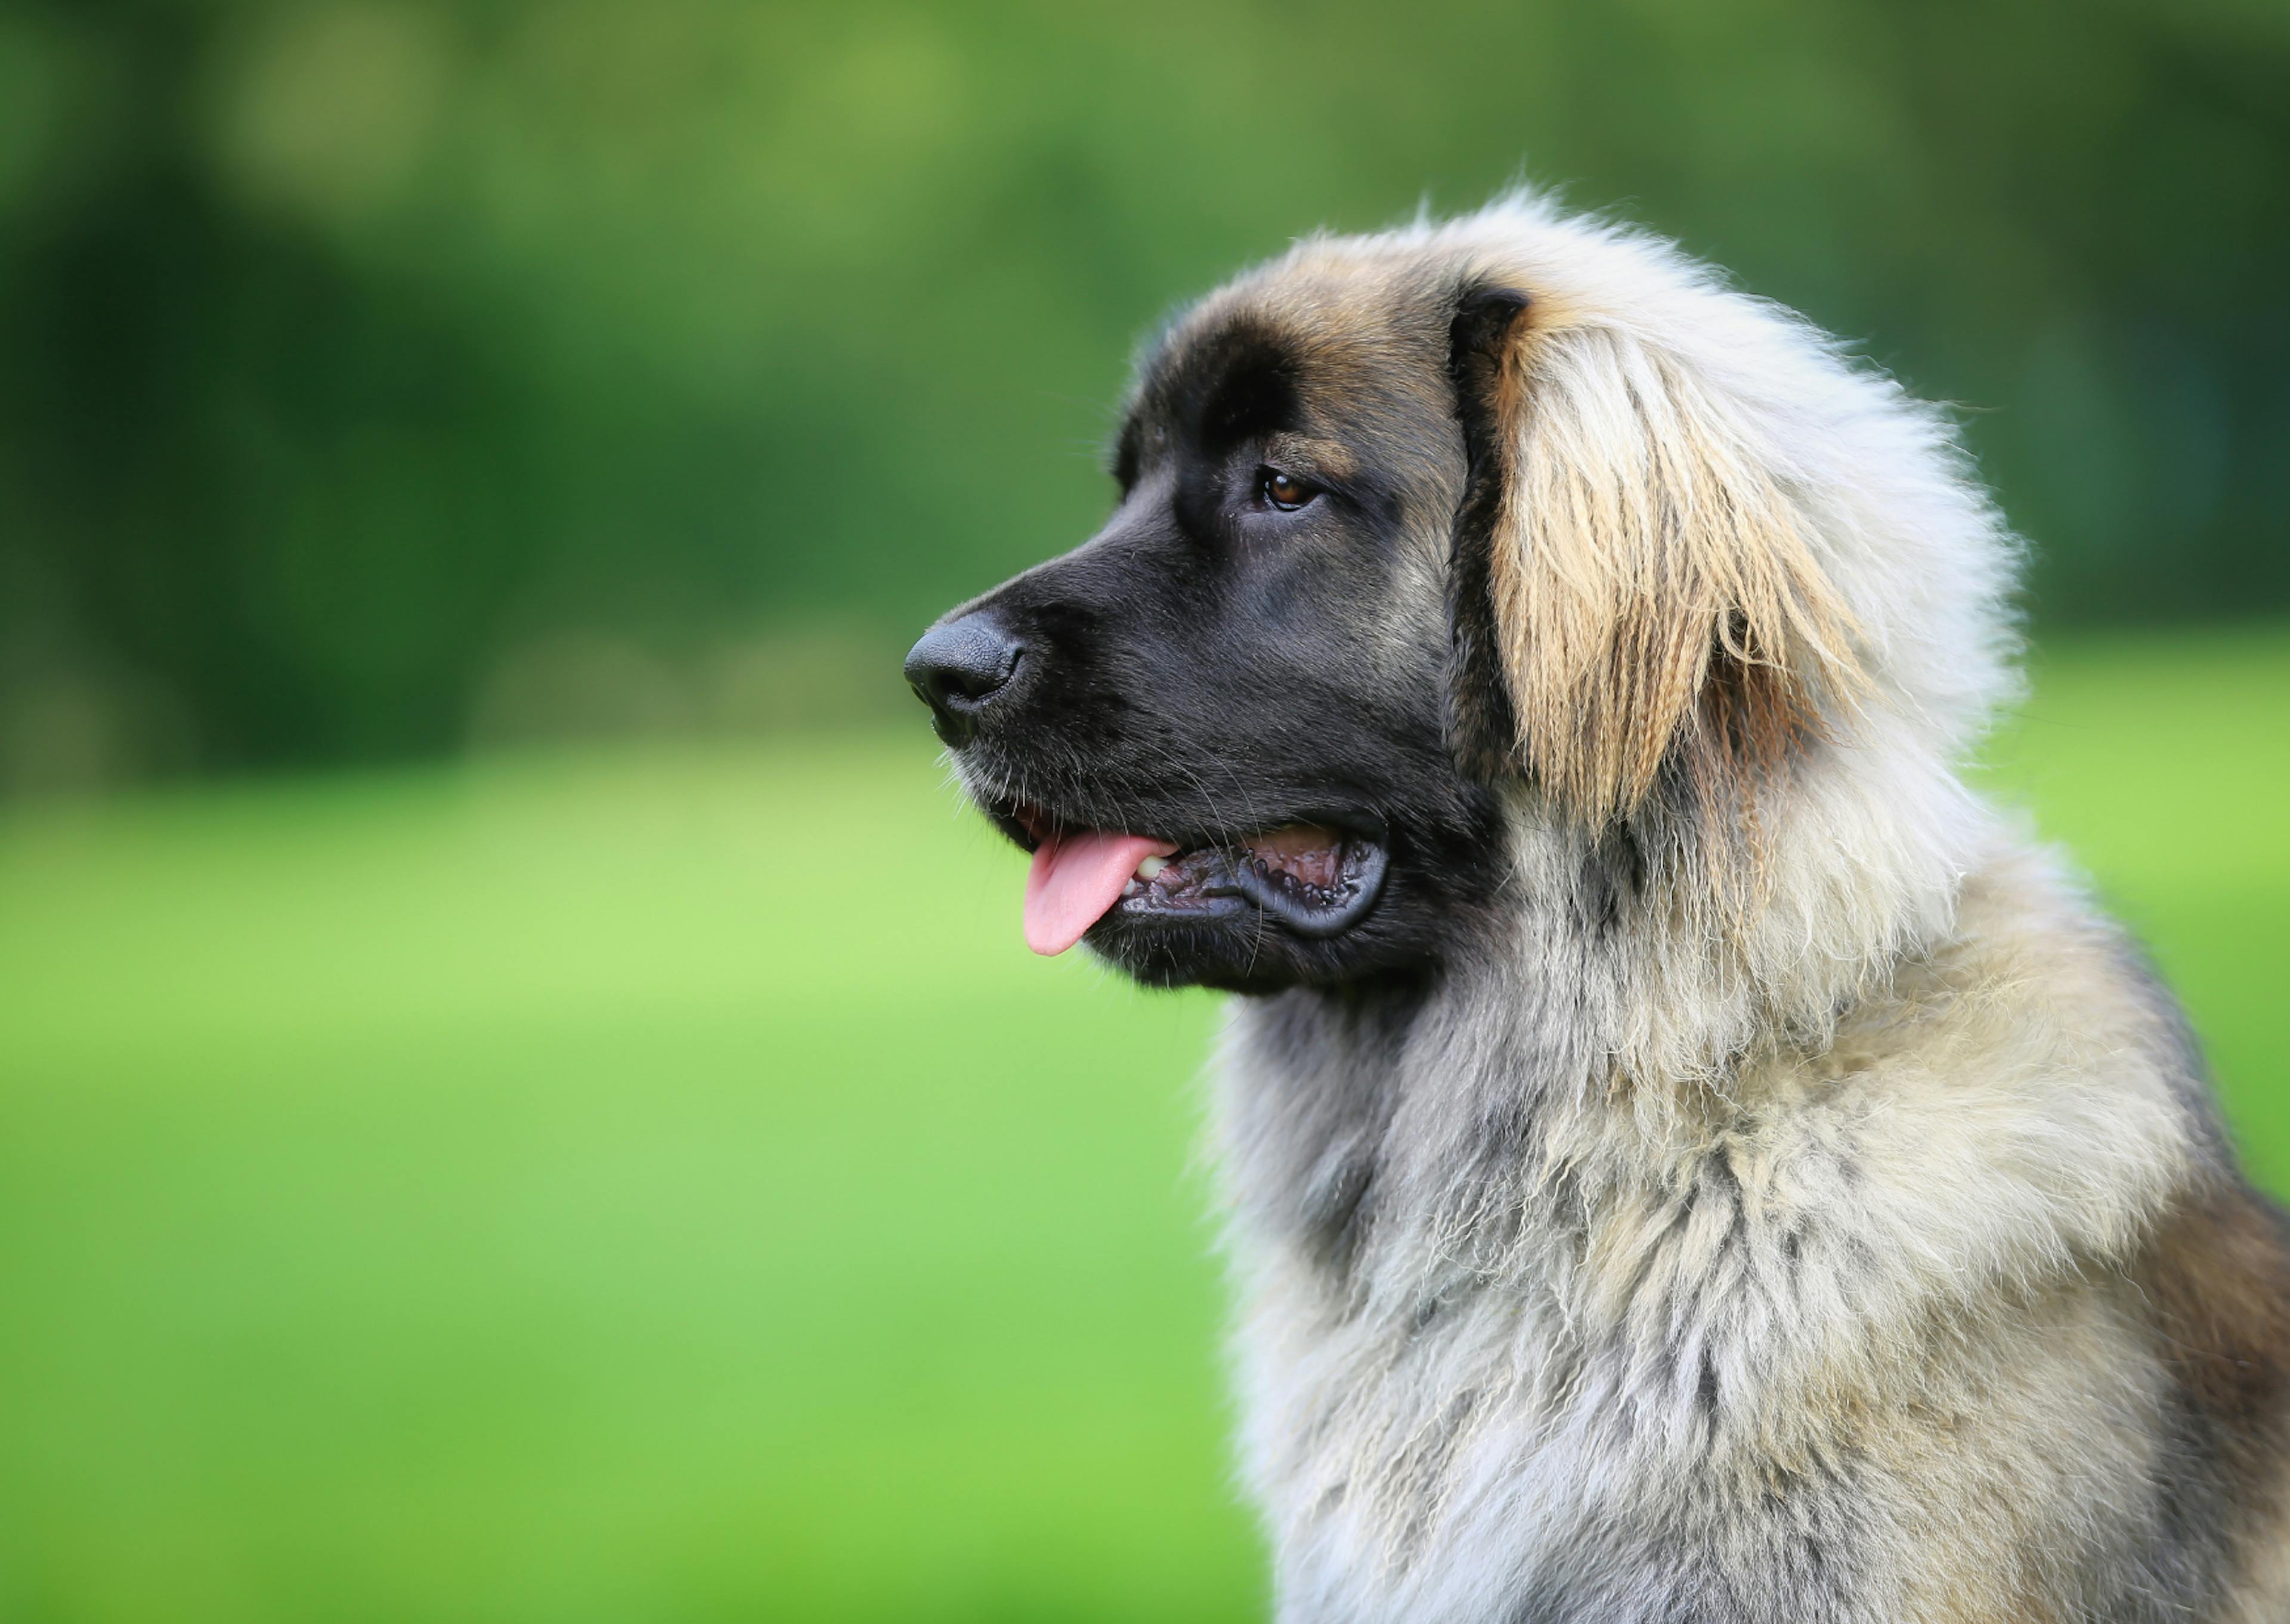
[1008,807,1390,956]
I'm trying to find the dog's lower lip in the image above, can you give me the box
[1113,822,1389,938]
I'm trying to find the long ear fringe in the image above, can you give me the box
[1489,325,1867,833]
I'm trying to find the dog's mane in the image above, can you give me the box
[1253,197,2014,1095]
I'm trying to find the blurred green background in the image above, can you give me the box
[0,2,2286,1620]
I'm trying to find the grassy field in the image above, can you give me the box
[0,628,2284,1623]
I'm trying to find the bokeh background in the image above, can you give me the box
[1,2,2286,1620]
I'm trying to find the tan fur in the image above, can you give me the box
[1181,197,2290,1622]
[1491,320,1865,830]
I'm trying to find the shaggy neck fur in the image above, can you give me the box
[1210,770,2203,1622]
[1221,705,1998,1305]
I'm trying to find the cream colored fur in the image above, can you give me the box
[1208,198,2288,1621]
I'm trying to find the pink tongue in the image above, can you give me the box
[1023,830,1180,956]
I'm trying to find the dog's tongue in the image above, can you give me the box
[1024,830,1178,956]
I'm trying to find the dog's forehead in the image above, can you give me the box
[1127,256,1453,448]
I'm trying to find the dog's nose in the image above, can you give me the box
[903,612,1023,746]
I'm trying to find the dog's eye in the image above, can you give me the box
[1260,469,1316,512]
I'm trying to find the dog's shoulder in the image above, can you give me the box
[1791,836,2290,1612]
[1811,837,2210,1251]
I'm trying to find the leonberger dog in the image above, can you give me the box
[903,195,2290,1622]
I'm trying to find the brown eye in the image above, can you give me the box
[1261,469,1314,511]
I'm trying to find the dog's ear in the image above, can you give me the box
[1443,277,1863,832]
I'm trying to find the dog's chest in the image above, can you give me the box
[1214,1070,1774,1616]
[1201,972,2068,1622]
[1224,1169,1743,1622]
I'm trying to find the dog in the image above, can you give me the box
[903,194,2290,1622]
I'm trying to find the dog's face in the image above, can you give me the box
[907,262,1516,992]
[906,229,1865,994]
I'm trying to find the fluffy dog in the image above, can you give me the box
[903,195,2290,1622]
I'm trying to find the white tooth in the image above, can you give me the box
[1121,878,1140,897]
[1137,856,1168,879]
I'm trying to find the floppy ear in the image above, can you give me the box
[1444,280,1864,832]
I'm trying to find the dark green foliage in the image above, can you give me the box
[1,0,2285,773]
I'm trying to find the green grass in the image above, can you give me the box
[0,627,2285,1623]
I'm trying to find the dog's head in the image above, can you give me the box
[907,199,2016,997]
